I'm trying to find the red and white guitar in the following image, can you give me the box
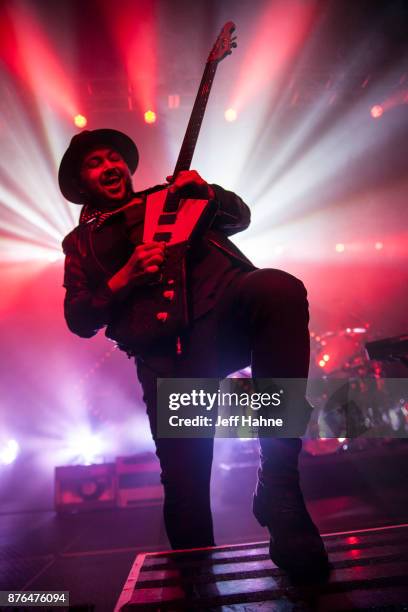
[107,22,238,353]
[143,21,237,245]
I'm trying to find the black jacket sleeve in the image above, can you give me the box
[62,237,115,338]
[210,184,251,236]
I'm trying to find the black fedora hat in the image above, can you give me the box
[58,129,139,204]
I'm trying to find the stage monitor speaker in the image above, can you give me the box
[115,453,162,508]
[55,463,116,513]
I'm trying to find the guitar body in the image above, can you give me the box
[105,191,219,354]
[106,240,190,353]
[144,189,212,245]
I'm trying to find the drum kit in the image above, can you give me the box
[311,326,371,377]
[304,327,408,455]
[229,328,407,456]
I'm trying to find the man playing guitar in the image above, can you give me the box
[59,128,328,581]
[59,23,329,582]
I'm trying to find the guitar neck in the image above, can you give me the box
[173,60,218,177]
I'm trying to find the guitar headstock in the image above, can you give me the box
[207,21,237,63]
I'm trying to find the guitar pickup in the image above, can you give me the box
[158,213,177,225]
[153,232,172,242]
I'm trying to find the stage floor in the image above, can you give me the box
[1,443,408,611]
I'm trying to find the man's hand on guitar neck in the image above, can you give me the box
[107,242,165,295]
[166,170,215,200]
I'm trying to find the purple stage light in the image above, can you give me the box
[66,429,104,466]
[0,439,19,465]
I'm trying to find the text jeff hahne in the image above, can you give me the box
[168,414,284,428]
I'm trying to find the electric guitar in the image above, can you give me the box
[105,22,238,354]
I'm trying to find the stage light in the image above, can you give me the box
[335,243,345,252]
[370,104,383,119]
[225,108,237,122]
[68,429,104,465]
[323,354,330,362]
[1,3,78,117]
[318,360,326,368]
[47,251,64,262]
[107,3,157,118]
[229,1,315,113]
[74,114,87,128]
[0,439,19,465]
[144,110,156,124]
[375,241,383,250]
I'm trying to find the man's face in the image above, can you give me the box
[79,146,132,206]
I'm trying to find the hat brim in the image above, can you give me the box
[58,129,139,204]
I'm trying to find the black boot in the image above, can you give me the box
[253,438,330,582]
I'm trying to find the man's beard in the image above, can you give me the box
[88,175,133,209]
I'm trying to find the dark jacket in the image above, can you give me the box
[62,184,254,341]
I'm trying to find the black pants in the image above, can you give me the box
[136,268,310,549]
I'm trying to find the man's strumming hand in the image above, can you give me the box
[108,241,165,294]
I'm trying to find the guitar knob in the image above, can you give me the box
[163,290,175,301]
[156,312,169,322]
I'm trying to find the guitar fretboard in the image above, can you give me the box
[162,21,236,217]
[173,60,218,177]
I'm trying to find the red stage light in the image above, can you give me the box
[144,110,156,124]
[370,105,383,119]
[1,4,78,117]
[74,114,87,128]
[229,2,315,112]
[106,2,156,115]
[335,243,345,252]
[318,359,326,368]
